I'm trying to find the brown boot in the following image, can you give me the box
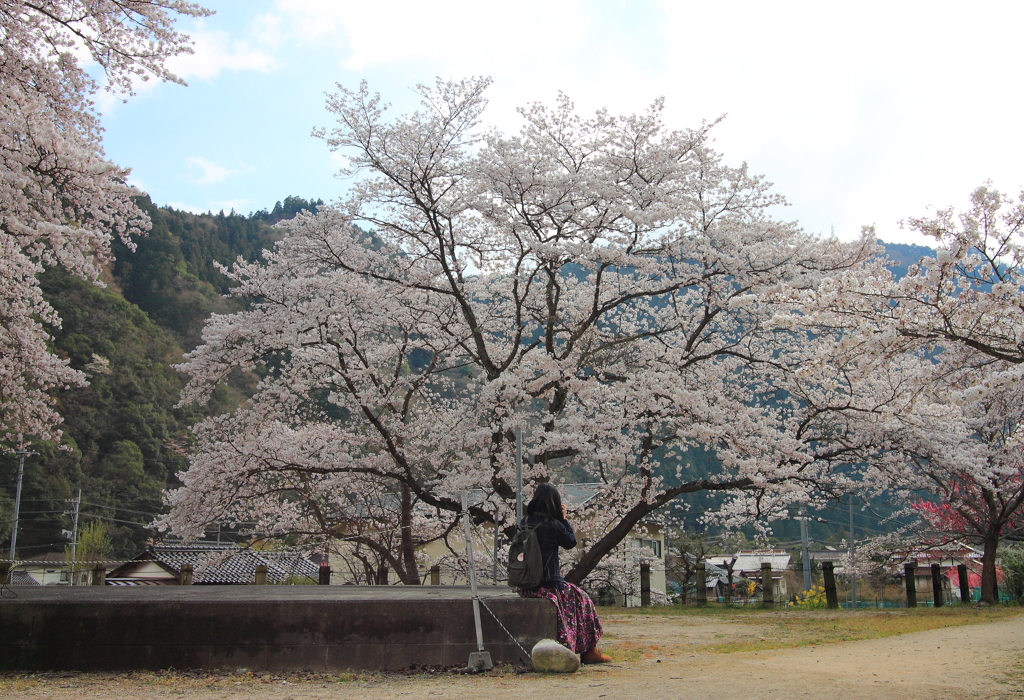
[581,648,611,664]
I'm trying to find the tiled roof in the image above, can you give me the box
[115,544,318,585]
[8,570,41,585]
[22,552,68,563]
[706,550,792,575]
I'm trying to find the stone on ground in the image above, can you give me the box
[531,638,580,673]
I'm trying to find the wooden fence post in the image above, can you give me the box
[254,564,268,585]
[180,563,193,586]
[822,561,838,609]
[91,563,106,586]
[695,562,707,606]
[957,563,971,603]
[761,563,774,608]
[0,561,10,585]
[430,565,440,586]
[376,565,388,585]
[931,563,944,607]
[640,563,651,607]
[318,563,331,585]
[725,570,733,604]
[904,562,917,608]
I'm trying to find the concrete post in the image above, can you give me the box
[91,563,105,586]
[761,563,774,608]
[640,562,651,607]
[822,561,838,609]
[695,562,707,606]
[180,563,193,586]
[318,563,331,585]
[430,565,440,586]
[931,563,944,607]
[904,562,917,608]
[957,563,971,603]
[254,564,268,586]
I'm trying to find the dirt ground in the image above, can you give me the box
[4,611,1023,699]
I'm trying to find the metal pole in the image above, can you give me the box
[849,498,856,609]
[462,491,492,670]
[68,489,81,585]
[515,427,523,525]
[8,443,28,562]
[492,517,499,584]
[800,506,811,593]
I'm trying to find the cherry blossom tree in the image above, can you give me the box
[791,186,1024,604]
[170,78,888,584]
[0,0,209,446]
[898,380,1024,603]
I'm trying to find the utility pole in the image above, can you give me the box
[515,426,523,525]
[8,438,37,562]
[849,497,856,609]
[492,516,499,583]
[68,490,81,585]
[800,506,811,593]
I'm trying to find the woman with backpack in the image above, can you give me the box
[516,483,610,663]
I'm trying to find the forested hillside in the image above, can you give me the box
[0,202,927,559]
[0,196,321,558]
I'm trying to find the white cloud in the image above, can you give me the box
[163,198,253,215]
[140,0,1024,248]
[163,201,210,214]
[186,157,239,186]
[167,24,276,82]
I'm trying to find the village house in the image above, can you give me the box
[900,545,983,603]
[11,552,69,585]
[705,549,791,602]
[105,543,319,585]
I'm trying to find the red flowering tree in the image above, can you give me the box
[908,464,1024,603]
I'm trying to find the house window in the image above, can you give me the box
[633,538,662,558]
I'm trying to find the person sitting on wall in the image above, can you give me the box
[516,483,610,664]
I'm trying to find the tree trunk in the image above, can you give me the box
[400,482,421,585]
[980,535,1000,604]
[564,477,752,584]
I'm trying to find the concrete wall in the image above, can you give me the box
[0,586,555,672]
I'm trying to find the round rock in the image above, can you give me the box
[531,638,580,673]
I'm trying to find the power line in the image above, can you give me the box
[79,502,162,518]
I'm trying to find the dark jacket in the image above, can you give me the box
[523,513,577,588]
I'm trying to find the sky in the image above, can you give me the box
[97,0,1024,246]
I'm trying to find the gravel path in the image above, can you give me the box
[5,613,1022,699]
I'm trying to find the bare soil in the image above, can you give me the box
[4,611,1023,699]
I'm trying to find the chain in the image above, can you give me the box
[478,597,532,662]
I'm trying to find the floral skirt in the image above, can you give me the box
[518,582,603,654]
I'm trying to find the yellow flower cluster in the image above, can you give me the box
[789,585,829,609]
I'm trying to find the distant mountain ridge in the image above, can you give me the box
[0,196,323,558]
[879,240,935,279]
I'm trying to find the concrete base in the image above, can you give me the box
[0,586,555,672]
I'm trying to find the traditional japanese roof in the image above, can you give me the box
[706,550,791,576]
[7,569,41,585]
[107,544,318,585]
[809,548,846,563]
[21,552,69,564]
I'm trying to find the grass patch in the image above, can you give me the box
[602,640,644,663]
[598,604,1022,655]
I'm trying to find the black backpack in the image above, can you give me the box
[507,515,551,589]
